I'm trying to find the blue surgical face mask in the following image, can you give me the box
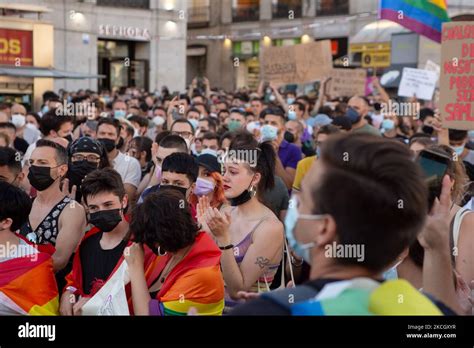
[287,98,295,105]
[201,148,218,157]
[316,146,321,158]
[114,110,126,119]
[188,118,199,132]
[288,110,297,121]
[41,105,49,114]
[284,195,325,265]
[382,259,403,281]
[345,107,361,125]
[261,124,278,141]
[451,145,465,157]
[468,130,474,142]
[381,119,395,131]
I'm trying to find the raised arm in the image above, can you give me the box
[55,202,87,272]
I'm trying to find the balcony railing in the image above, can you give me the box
[232,7,260,22]
[188,6,210,27]
[272,4,302,19]
[316,0,349,16]
[96,0,150,9]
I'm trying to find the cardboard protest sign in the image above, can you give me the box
[261,41,332,85]
[398,67,438,100]
[328,68,367,97]
[439,21,474,130]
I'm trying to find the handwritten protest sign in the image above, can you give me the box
[398,67,438,100]
[439,21,474,130]
[328,68,367,97]
[261,41,332,85]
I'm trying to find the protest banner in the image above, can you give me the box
[261,40,332,85]
[439,21,474,130]
[398,67,438,100]
[328,68,367,97]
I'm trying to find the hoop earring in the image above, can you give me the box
[158,246,167,256]
[249,185,257,198]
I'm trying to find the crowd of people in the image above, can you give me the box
[0,76,473,316]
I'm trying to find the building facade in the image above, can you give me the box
[0,0,188,110]
[186,0,474,92]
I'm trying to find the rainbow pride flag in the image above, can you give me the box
[143,232,225,316]
[0,252,59,315]
[379,0,451,43]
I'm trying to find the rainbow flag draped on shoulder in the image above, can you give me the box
[0,250,59,315]
[143,232,224,316]
[379,0,451,43]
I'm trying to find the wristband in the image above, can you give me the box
[219,244,234,250]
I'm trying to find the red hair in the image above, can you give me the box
[189,171,227,208]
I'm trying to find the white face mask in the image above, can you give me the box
[184,138,192,150]
[11,114,26,128]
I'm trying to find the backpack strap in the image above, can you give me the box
[261,285,318,311]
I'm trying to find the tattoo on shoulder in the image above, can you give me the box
[255,256,270,269]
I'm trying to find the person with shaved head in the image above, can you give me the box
[346,96,381,137]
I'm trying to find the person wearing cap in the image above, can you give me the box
[189,152,227,213]
[64,137,110,203]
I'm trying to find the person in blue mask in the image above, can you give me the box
[230,133,460,316]
[449,129,474,166]
[112,100,127,119]
[347,96,381,137]
[380,113,408,143]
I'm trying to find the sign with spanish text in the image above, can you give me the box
[398,67,438,101]
[328,68,367,98]
[261,41,332,85]
[0,29,33,66]
[439,22,474,130]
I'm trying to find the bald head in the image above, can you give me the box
[348,96,369,118]
[11,104,27,116]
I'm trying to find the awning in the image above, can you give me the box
[351,19,409,44]
[0,66,105,79]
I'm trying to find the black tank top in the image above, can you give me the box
[20,196,72,245]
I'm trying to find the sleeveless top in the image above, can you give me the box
[20,196,72,246]
[224,213,281,311]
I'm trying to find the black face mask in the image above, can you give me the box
[229,175,255,207]
[422,125,434,135]
[98,138,117,153]
[28,165,58,191]
[68,160,98,188]
[160,185,188,197]
[63,134,73,143]
[284,131,295,143]
[89,209,122,233]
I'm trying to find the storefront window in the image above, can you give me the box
[232,0,260,22]
[272,0,302,19]
[96,0,149,9]
[316,0,349,16]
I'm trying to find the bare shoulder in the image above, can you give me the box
[62,200,86,218]
[256,209,284,240]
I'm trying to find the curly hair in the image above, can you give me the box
[131,188,199,253]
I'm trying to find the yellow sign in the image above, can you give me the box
[362,52,390,68]
[350,42,391,53]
